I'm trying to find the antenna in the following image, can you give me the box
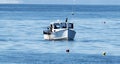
[72,0,76,15]
[65,18,68,22]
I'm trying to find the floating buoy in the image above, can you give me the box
[66,49,70,53]
[102,52,106,56]
[103,21,106,24]
[72,13,74,15]
[71,12,74,15]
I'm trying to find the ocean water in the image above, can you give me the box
[0,4,120,64]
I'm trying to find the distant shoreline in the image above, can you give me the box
[0,4,120,6]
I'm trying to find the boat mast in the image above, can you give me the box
[72,0,76,15]
[65,18,68,22]
[65,18,69,30]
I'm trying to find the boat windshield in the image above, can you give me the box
[54,23,73,29]
[68,23,73,29]
[61,23,67,28]
[54,23,60,29]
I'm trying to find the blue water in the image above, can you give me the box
[0,4,120,64]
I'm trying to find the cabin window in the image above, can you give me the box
[61,23,67,28]
[68,23,73,29]
[54,23,60,29]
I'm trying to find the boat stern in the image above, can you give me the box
[67,30,76,40]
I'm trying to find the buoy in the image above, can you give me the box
[66,49,70,53]
[72,13,74,15]
[103,21,106,24]
[102,52,106,56]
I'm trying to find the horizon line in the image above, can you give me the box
[0,3,120,6]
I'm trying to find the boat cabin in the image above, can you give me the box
[49,22,74,32]
[43,22,74,34]
[53,22,73,29]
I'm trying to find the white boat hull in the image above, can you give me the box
[44,30,76,40]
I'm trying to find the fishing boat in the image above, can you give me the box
[43,18,76,40]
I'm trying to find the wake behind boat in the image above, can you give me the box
[43,18,76,40]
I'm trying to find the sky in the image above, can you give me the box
[0,0,119,5]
